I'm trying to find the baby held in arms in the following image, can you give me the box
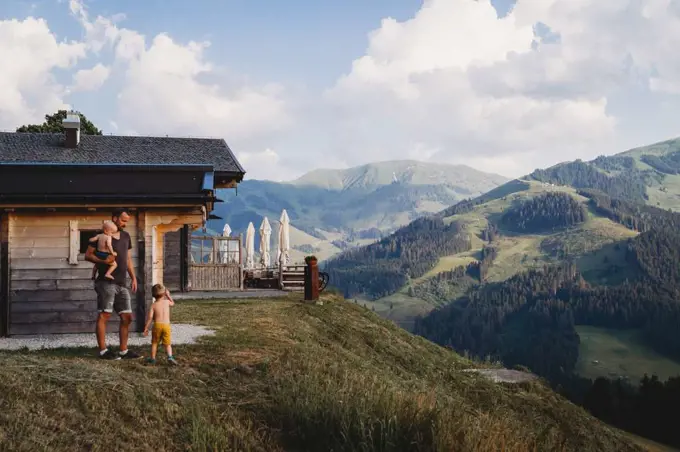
[89,220,118,280]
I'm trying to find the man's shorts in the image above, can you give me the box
[94,281,132,314]
[152,323,172,345]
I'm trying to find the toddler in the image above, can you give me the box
[89,220,118,280]
[143,283,178,365]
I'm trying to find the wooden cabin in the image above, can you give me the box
[0,113,245,336]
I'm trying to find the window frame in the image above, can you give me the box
[68,220,102,265]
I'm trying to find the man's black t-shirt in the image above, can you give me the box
[91,230,132,285]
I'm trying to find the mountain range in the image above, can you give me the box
[208,160,507,263]
[202,136,680,448]
[321,135,680,447]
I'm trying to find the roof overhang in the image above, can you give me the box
[214,170,245,189]
[0,163,220,205]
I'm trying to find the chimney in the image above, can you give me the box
[63,111,81,148]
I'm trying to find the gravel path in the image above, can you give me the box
[0,324,216,351]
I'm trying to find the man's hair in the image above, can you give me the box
[112,208,129,219]
[152,283,166,300]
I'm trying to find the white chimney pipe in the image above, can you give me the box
[63,111,81,148]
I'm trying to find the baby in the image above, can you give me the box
[89,220,118,280]
[143,283,178,365]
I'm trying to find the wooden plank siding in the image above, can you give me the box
[8,213,140,335]
[0,214,9,336]
[163,229,181,291]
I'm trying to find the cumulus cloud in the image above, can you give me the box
[71,63,110,92]
[321,0,621,176]
[236,148,283,181]
[69,0,289,144]
[316,0,680,177]
[0,16,85,130]
[3,0,680,180]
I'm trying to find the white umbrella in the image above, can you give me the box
[219,223,232,263]
[277,209,290,268]
[259,217,272,268]
[245,222,255,269]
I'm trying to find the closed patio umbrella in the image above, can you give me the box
[220,223,232,263]
[277,209,290,268]
[245,222,255,269]
[259,217,272,268]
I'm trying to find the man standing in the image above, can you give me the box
[85,208,141,360]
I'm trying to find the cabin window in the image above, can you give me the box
[68,220,101,265]
[79,230,99,254]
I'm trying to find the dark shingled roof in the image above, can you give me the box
[0,132,245,176]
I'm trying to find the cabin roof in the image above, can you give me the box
[0,132,245,178]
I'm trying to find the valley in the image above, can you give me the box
[212,136,680,449]
[319,137,680,448]
[335,179,640,330]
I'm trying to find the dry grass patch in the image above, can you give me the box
[0,295,645,451]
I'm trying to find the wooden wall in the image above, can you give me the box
[8,213,140,335]
[163,229,181,291]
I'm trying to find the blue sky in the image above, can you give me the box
[0,0,512,127]
[1,0,679,180]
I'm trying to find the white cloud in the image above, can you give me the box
[0,17,85,130]
[68,0,289,145]
[319,0,628,176]
[71,63,110,92]
[4,0,680,180]
[236,148,283,181]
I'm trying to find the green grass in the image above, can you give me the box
[408,183,640,291]
[364,184,643,335]
[623,432,680,452]
[645,173,680,211]
[360,292,434,331]
[575,326,680,384]
[0,294,648,451]
[417,253,479,281]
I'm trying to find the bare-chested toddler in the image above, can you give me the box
[143,284,178,365]
[89,220,118,280]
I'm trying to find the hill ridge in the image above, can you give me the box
[290,159,508,190]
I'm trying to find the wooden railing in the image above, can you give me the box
[279,264,305,291]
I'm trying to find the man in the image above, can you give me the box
[85,208,141,360]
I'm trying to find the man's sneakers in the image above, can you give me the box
[118,349,141,360]
[99,349,121,360]
[98,348,142,360]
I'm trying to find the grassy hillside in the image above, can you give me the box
[209,160,507,263]
[0,293,648,451]
[330,180,639,321]
[529,137,680,210]
[575,326,680,384]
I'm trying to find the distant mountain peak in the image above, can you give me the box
[290,159,508,191]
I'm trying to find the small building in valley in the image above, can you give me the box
[0,113,245,336]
